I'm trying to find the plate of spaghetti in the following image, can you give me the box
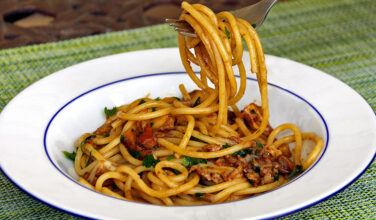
[0,2,375,219]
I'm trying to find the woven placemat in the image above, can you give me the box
[0,0,375,218]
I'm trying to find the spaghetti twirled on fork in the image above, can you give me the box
[67,2,323,205]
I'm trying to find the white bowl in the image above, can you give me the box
[0,48,375,219]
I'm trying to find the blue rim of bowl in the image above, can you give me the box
[7,71,370,219]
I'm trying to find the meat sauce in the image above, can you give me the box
[86,103,296,188]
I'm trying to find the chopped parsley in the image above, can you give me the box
[222,144,231,149]
[195,193,205,198]
[251,24,256,28]
[250,162,260,173]
[85,150,92,167]
[287,165,303,179]
[130,150,141,159]
[174,97,181,101]
[181,156,207,167]
[166,155,174,161]
[155,97,161,101]
[139,99,146,105]
[104,107,117,117]
[172,169,181,174]
[150,122,154,127]
[62,151,76,161]
[142,155,160,168]
[251,109,256,114]
[151,107,156,112]
[120,132,124,144]
[255,141,264,149]
[104,133,110,137]
[193,97,201,107]
[80,135,96,152]
[247,179,255,186]
[225,26,231,39]
[190,136,200,142]
[189,136,206,143]
[232,148,253,157]
[274,172,280,181]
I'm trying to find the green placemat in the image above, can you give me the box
[0,0,375,219]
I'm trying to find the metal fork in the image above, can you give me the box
[166,0,277,38]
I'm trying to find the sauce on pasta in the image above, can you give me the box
[66,2,323,205]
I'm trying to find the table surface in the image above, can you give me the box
[0,0,375,219]
[0,0,263,49]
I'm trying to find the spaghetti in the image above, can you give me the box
[66,2,323,205]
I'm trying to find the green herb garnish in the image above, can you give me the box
[152,107,156,112]
[190,136,200,141]
[195,193,205,198]
[130,150,142,159]
[174,97,181,101]
[181,156,207,167]
[150,122,154,127]
[247,179,255,186]
[251,24,256,28]
[80,135,96,152]
[166,155,174,161]
[104,107,117,117]
[251,109,256,114]
[255,141,264,149]
[222,144,232,149]
[143,155,160,168]
[120,132,124,144]
[287,165,303,179]
[85,150,92,167]
[225,26,231,39]
[172,169,181,174]
[222,144,231,149]
[104,133,110,137]
[232,148,253,157]
[189,136,206,143]
[193,97,201,107]
[274,172,280,181]
[62,151,76,161]
[139,99,146,105]
[155,97,161,101]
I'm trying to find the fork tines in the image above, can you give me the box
[165,18,197,37]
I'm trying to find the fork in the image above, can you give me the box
[166,0,277,38]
